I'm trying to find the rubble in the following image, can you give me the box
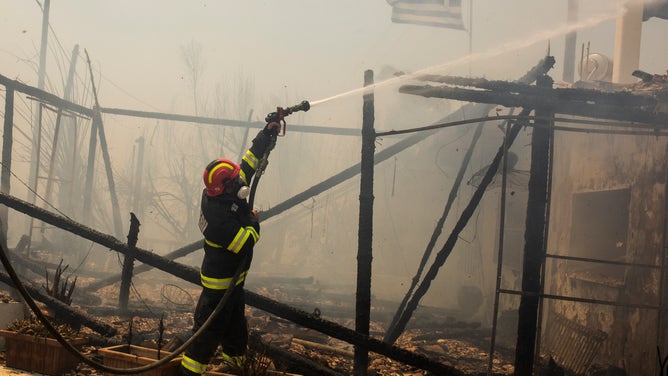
[0,267,518,375]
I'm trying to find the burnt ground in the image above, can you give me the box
[0,270,518,376]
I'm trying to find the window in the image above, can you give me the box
[568,188,630,278]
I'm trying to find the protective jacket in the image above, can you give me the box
[197,127,275,290]
[179,127,276,376]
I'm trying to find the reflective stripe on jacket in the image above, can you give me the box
[204,225,259,254]
[181,354,207,374]
[200,270,249,290]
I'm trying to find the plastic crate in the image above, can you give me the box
[98,344,182,376]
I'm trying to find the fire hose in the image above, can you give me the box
[0,100,309,374]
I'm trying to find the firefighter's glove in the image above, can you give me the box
[249,209,259,224]
[263,121,280,136]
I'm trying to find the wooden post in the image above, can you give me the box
[1,85,14,243]
[46,45,79,214]
[119,213,140,313]
[354,69,375,376]
[83,49,124,238]
[26,0,51,249]
[514,74,554,375]
[131,137,145,218]
[96,113,124,237]
[26,103,44,255]
[82,109,99,224]
[41,109,63,237]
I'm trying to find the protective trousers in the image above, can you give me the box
[178,287,248,375]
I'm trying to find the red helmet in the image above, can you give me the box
[203,158,240,196]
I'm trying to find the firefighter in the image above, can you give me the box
[178,122,279,376]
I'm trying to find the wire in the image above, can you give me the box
[376,115,668,137]
[0,161,70,219]
[130,281,158,318]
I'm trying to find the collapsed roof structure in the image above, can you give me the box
[393,59,668,375]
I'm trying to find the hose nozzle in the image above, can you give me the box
[265,100,310,123]
[286,100,310,114]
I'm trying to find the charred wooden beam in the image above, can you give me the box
[250,332,345,376]
[262,343,345,376]
[399,84,668,124]
[416,75,656,108]
[247,293,464,376]
[83,50,124,238]
[293,338,354,358]
[384,119,486,343]
[0,73,355,137]
[515,75,553,375]
[383,110,528,346]
[0,271,116,336]
[0,191,199,285]
[0,74,93,117]
[119,213,140,313]
[83,241,202,292]
[632,69,666,83]
[354,69,375,375]
[383,60,557,345]
[99,107,359,137]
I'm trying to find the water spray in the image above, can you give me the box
[308,4,624,108]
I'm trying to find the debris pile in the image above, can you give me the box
[6,316,80,339]
[26,273,517,376]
